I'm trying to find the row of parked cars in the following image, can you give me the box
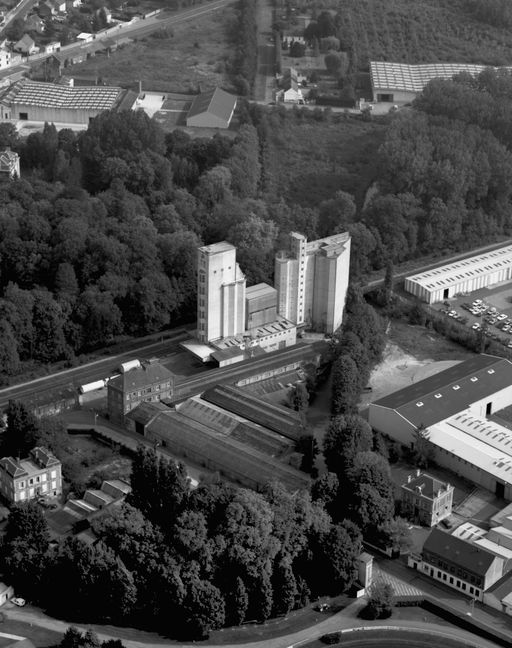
[442,299,512,348]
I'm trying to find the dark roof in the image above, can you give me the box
[401,472,450,499]
[187,87,237,122]
[126,401,168,425]
[201,384,304,441]
[109,359,174,392]
[372,354,512,428]
[146,410,309,491]
[31,446,59,468]
[0,456,26,478]
[423,528,500,577]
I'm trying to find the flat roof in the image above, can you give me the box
[370,61,512,93]
[246,283,277,299]
[180,340,215,362]
[406,244,512,292]
[198,241,235,255]
[0,78,124,111]
[373,354,512,428]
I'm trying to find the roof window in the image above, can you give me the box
[453,385,460,390]
[435,393,442,399]
[471,377,478,382]
[488,369,495,374]
[416,402,424,407]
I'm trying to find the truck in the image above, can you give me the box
[119,359,141,373]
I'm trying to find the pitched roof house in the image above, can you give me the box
[13,34,38,54]
[186,87,237,129]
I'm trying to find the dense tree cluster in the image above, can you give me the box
[231,0,258,95]
[1,447,362,639]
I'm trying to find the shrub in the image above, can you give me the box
[321,631,342,644]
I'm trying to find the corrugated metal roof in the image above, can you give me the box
[0,78,123,110]
[373,354,512,428]
[187,87,236,122]
[406,244,512,291]
[370,61,512,93]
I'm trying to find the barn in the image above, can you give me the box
[0,78,132,125]
[404,244,512,304]
[186,87,237,129]
[370,61,512,104]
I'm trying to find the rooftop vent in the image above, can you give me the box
[435,393,442,399]
[416,402,424,407]
[471,377,478,382]
[453,385,460,390]
[488,369,495,374]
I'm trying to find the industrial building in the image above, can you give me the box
[185,87,237,129]
[404,244,512,303]
[107,358,174,423]
[370,61,512,103]
[0,78,133,125]
[275,231,351,334]
[369,354,512,500]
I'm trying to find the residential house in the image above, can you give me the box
[66,0,81,9]
[51,0,67,12]
[408,527,504,601]
[0,47,12,69]
[76,32,94,42]
[276,68,304,103]
[0,149,20,179]
[107,358,174,423]
[0,446,62,503]
[44,40,61,53]
[400,470,454,527]
[24,13,45,32]
[13,34,38,55]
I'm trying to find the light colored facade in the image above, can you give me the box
[197,242,246,344]
[275,231,351,334]
[0,447,62,503]
[370,61,512,104]
[408,528,504,601]
[400,470,454,526]
[405,244,512,304]
[107,358,174,423]
[369,355,512,500]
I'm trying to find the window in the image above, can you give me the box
[19,481,25,489]
[51,470,57,479]
[51,480,56,489]
[29,478,34,485]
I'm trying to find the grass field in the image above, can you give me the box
[266,113,386,209]
[335,0,512,68]
[0,621,62,648]
[66,5,236,93]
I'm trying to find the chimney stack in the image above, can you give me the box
[416,468,421,477]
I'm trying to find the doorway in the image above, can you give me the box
[443,288,449,299]
[496,481,505,498]
[486,402,492,416]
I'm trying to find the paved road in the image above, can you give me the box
[0,0,234,80]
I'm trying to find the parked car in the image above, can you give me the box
[12,598,25,606]
[472,323,481,330]
[498,313,508,321]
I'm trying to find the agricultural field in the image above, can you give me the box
[66,3,236,93]
[264,112,386,208]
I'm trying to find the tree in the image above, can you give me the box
[272,560,297,616]
[2,501,50,601]
[290,382,309,412]
[225,576,248,626]
[290,41,306,57]
[363,581,394,619]
[248,571,273,621]
[182,580,225,639]
[0,320,20,378]
[324,52,343,75]
[331,354,363,414]
[296,434,319,475]
[315,522,361,594]
[311,473,339,514]
[413,424,435,468]
[323,415,372,480]
[1,400,40,457]
[378,517,413,554]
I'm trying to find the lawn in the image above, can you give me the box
[66,4,236,93]
[332,0,512,69]
[0,621,62,648]
[265,112,386,209]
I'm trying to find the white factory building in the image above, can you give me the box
[275,231,351,334]
[369,354,512,500]
[370,61,512,104]
[404,245,512,304]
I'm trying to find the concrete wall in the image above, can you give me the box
[469,384,512,418]
[256,326,297,352]
[13,102,102,124]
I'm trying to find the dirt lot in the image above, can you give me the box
[66,4,235,93]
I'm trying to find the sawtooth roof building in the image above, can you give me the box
[370,61,512,104]
[369,354,512,500]
[186,87,237,129]
[404,244,512,304]
[0,78,134,124]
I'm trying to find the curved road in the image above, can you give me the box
[3,600,503,648]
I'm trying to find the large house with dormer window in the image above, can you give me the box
[0,446,62,503]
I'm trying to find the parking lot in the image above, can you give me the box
[433,282,512,349]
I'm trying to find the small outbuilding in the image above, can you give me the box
[186,87,237,129]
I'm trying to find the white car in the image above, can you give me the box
[497,314,508,321]
[11,598,26,606]
[472,323,481,330]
